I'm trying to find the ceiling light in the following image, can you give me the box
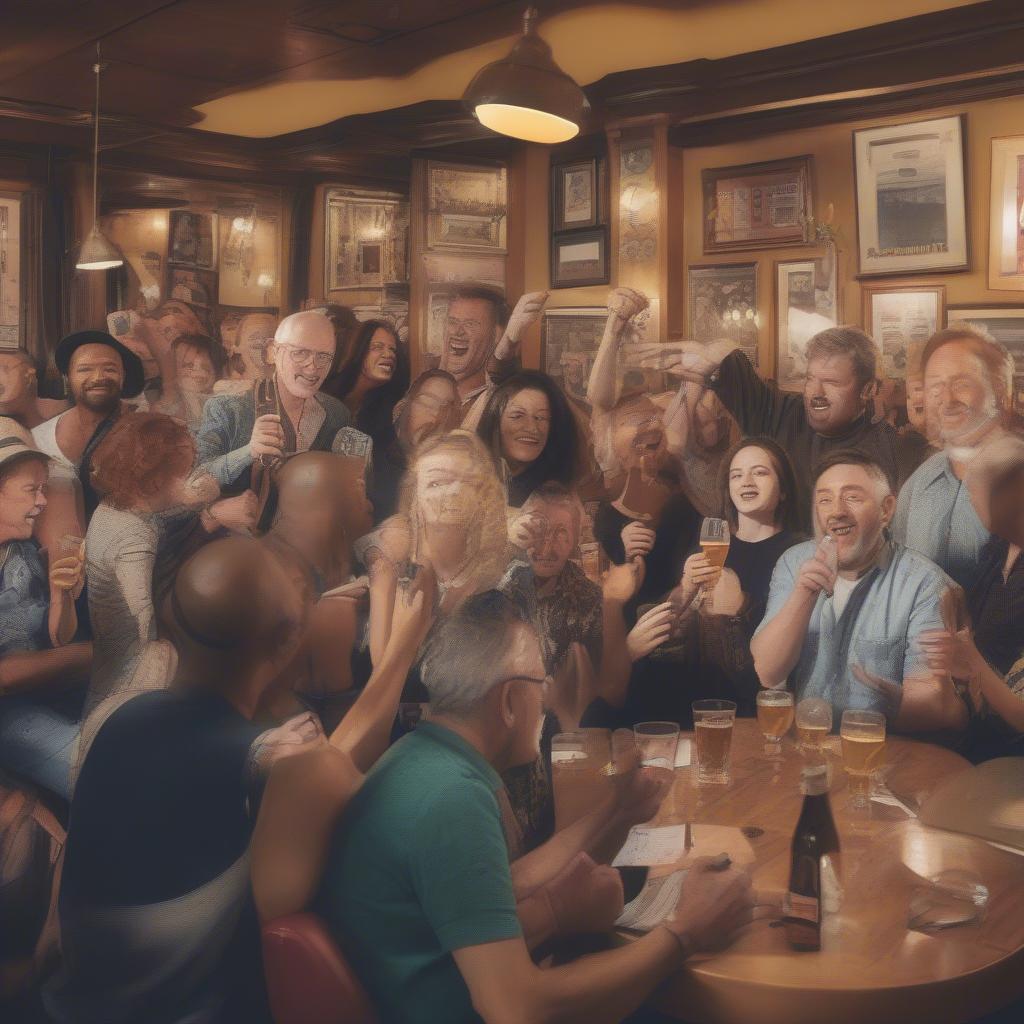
[76,44,123,271]
[463,7,588,145]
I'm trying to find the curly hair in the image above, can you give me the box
[91,412,195,510]
[399,430,510,594]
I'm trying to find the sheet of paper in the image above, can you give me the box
[674,738,692,768]
[872,790,917,817]
[616,869,688,931]
[612,825,688,867]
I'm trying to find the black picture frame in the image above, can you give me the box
[552,157,599,232]
[551,227,609,289]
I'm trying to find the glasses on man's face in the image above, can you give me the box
[278,344,333,370]
[494,674,551,699]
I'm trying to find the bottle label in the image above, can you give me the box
[784,892,820,949]
[786,892,820,924]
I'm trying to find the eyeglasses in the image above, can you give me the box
[494,674,551,698]
[276,344,333,369]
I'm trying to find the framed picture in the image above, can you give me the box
[217,206,280,308]
[862,283,945,378]
[325,189,409,291]
[168,210,216,269]
[988,137,1024,291]
[552,158,599,231]
[0,193,22,347]
[551,228,609,288]
[427,161,508,252]
[541,307,607,405]
[853,114,968,277]
[701,156,813,253]
[946,304,1024,374]
[168,266,216,308]
[688,262,759,365]
[774,253,839,391]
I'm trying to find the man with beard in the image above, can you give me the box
[0,349,67,429]
[751,450,966,731]
[435,286,547,420]
[893,324,1015,590]
[196,311,353,495]
[31,330,146,522]
[662,325,929,532]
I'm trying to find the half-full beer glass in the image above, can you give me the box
[692,699,736,784]
[840,710,886,807]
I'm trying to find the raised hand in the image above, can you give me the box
[679,552,720,607]
[249,711,325,775]
[603,555,645,604]
[494,290,549,360]
[795,537,837,599]
[627,602,676,661]
[508,509,546,551]
[607,287,649,324]
[387,563,436,663]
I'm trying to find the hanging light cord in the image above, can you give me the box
[91,42,103,225]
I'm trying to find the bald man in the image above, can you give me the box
[196,311,352,494]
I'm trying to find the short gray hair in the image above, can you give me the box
[419,590,533,717]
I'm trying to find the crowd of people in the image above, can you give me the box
[0,281,1022,1023]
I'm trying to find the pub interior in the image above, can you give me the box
[3,2,1024,1022]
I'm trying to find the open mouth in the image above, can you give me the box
[297,373,319,386]
[739,489,759,501]
[448,341,469,357]
[809,397,830,411]
[515,435,541,446]
[634,428,663,451]
[828,523,854,537]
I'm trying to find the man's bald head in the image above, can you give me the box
[271,312,337,400]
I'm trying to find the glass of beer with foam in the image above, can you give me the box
[694,517,730,612]
[757,689,795,752]
[796,697,832,755]
[840,710,886,808]
[692,699,736,784]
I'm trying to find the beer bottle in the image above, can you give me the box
[785,763,841,951]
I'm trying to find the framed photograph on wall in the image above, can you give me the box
[168,210,216,269]
[551,227,609,288]
[552,157,599,231]
[774,253,839,392]
[0,193,23,346]
[988,136,1024,291]
[947,304,1024,374]
[701,156,813,253]
[688,262,759,366]
[541,307,607,406]
[853,114,968,277]
[325,189,409,291]
[862,282,945,378]
[427,161,508,252]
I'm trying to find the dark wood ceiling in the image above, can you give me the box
[2,0,1024,191]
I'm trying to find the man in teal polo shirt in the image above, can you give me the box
[318,591,755,1024]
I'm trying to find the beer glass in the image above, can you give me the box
[796,697,832,754]
[757,689,794,750]
[840,710,886,807]
[692,700,736,784]
[633,721,679,771]
[692,517,730,611]
[552,729,612,829]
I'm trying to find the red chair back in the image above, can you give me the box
[262,912,379,1024]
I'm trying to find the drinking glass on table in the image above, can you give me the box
[633,721,679,772]
[840,710,886,808]
[757,689,794,753]
[551,729,612,830]
[692,700,736,785]
[796,697,832,756]
[692,517,730,612]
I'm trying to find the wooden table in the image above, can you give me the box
[599,720,1024,1024]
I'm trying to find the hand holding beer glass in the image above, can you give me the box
[840,710,886,808]
[692,699,736,784]
[692,517,730,612]
[757,689,794,753]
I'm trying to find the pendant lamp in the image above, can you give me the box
[463,7,588,145]
[76,44,123,271]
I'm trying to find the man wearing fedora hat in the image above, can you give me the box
[31,330,146,522]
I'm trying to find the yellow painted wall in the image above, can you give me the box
[679,92,1024,375]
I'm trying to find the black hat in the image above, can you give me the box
[54,329,146,399]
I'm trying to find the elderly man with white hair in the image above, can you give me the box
[752,449,966,733]
[195,310,354,493]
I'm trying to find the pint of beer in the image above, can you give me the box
[692,699,736,784]
[840,710,886,806]
[552,729,613,830]
[757,689,795,743]
[795,697,833,755]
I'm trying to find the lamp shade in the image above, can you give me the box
[463,8,588,144]
[75,223,123,271]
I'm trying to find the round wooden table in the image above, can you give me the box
[615,720,1024,1024]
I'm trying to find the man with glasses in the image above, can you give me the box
[197,310,356,494]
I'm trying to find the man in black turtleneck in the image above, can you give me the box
[678,325,928,532]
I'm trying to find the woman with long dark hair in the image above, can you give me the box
[323,319,409,448]
[475,370,583,507]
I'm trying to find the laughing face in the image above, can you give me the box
[440,297,496,387]
[0,458,48,542]
[924,342,1000,448]
[271,320,336,402]
[361,328,398,386]
[500,387,550,472]
[728,445,782,524]
[68,343,124,415]
[813,463,894,575]
[524,503,575,581]
[803,353,869,436]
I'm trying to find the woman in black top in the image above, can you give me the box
[476,370,583,508]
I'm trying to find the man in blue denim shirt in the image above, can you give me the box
[752,450,968,731]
